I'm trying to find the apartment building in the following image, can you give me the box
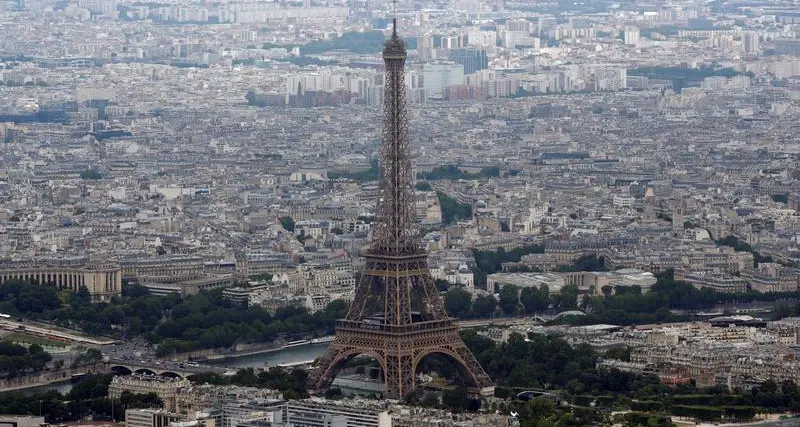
[109,374,191,412]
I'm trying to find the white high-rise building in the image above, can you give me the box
[524,189,549,234]
[624,27,640,46]
[441,36,461,49]
[467,29,497,48]
[743,32,760,54]
[422,62,464,100]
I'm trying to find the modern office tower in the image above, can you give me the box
[506,18,531,33]
[466,30,496,48]
[310,19,494,400]
[624,27,640,46]
[440,36,460,49]
[422,62,464,100]
[774,39,800,56]
[743,32,760,54]
[416,35,434,60]
[447,47,488,74]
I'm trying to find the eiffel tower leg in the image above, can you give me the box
[309,341,344,392]
[384,351,415,400]
[413,336,495,395]
[345,267,376,321]
[310,339,387,395]
[418,270,447,320]
[449,341,494,391]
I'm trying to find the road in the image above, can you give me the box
[105,358,227,375]
[0,318,117,346]
[458,316,538,329]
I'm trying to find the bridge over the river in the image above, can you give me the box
[107,360,226,378]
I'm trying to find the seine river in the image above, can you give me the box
[19,380,75,396]
[23,343,330,395]
[216,342,330,369]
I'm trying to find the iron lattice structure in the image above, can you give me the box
[310,22,494,400]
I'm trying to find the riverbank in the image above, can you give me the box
[210,343,329,369]
[204,344,287,362]
[13,379,74,395]
[0,363,107,393]
[200,338,333,362]
[1,344,329,394]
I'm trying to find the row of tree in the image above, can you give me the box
[471,244,546,288]
[715,235,775,266]
[442,284,578,319]
[0,341,52,379]
[417,165,500,181]
[153,294,347,356]
[327,159,379,182]
[447,262,800,325]
[436,192,472,225]
[0,280,348,356]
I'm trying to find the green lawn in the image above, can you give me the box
[4,332,69,348]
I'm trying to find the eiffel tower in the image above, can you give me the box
[309,18,494,401]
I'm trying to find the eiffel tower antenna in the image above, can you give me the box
[392,0,397,37]
[309,8,494,400]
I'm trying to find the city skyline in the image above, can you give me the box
[2,0,800,425]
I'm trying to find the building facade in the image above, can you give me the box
[0,259,122,302]
[109,374,191,412]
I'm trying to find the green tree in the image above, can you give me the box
[70,285,92,307]
[603,346,631,362]
[328,159,379,182]
[444,287,472,318]
[524,397,558,424]
[279,216,295,232]
[472,295,497,318]
[421,392,439,408]
[565,379,585,395]
[437,192,472,225]
[325,388,343,399]
[71,348,103,367]
[119,391,163,409]
[67,374,113,400]
[520,286,550,313]
[0,340,53,378]
[441,388,470,412]
[434,279,450,292]
[415,181,432,191]
[499,285,520,315]
[552,285,579,311]
[472,244,545,288]
[80,169,103,180]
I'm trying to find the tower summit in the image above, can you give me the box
[309,16,494,400]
